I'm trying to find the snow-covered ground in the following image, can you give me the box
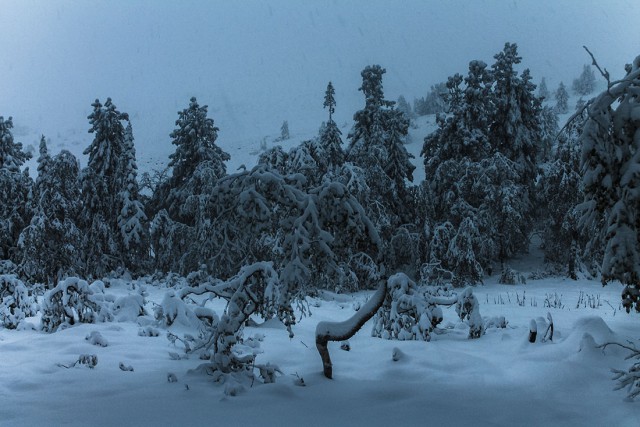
[0,274,638,426]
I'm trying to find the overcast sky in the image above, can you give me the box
[1,0,639,167]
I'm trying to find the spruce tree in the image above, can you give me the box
[116,122,148,271]
[320,82,344,170]
[422,43,546,276]
[538,105,559,162]
[36,136,51,178]
[538,77,550,100]
[348,65,414,239]
[81,98,129,276]
[490,43,540,181]
[384,108,414,193]
[19,149,83,286]
[396,95,414,120]
[165,97,230,225]
[324,82,336,122]
[555,82,569,114]
[150,97,229,274]
[280,120,290,141]
[348,65,414,185]
[0,116,33,262]
[0,116,31,172]
[572,64,596,96]
[580,57,640,312]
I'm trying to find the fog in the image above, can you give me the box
[1,0,638,169]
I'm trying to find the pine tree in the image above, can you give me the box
[116,122,148,271]
[384,108,415,193]
[537,77,550,100]
[490,43,540,182]
[447,217,484,287]
[323,81,336,122]
[580,56,640,312]
[81,98,129,276]
[280,120,290,141]
[348,65,414,241]
[320,82,344,170]
[0,116,31,172]
[555,82,569,114]
[165,97,230,225]
[396,95,414,120]
[538,105,559,162]
[0,116,33,262]
[36,136,51,178]
[572,64,596,96]
[422,44,545,277]
[19,149,83,286]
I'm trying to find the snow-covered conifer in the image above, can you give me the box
[414,82,448,116]
[80,98,129,276]
[538,107,585,278]
[323,81,336,122]
[490,43,540,182]
[538,105,559,162]
[537,77,550,100]
[396,95,414,120]
[0,117,33,262]
[580,55,640,312]
[447,217,484,287]
[555,82,569,114]
[116,122,148,271]
[19,150,83,286]
[280,120,290,141]
[572,64,596,96]
[347,65,415,241]
[0,116,31,172]
[36,135,51,179]
[320,82,344,169]
[165,97,230,225]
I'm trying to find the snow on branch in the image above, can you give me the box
[597,342,640,401]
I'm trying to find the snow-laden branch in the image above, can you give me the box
[597,342,640,401]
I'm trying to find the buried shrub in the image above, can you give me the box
[372,273,483,341]
[41,277,106,332]
[0,274,38,329]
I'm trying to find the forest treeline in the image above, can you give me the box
[1,43,638,313]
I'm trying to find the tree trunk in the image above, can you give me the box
[315,279,387,379]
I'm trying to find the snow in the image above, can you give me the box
[0,275,639,426]
[1,3,640,425]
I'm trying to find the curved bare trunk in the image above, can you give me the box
[315,279,387,379]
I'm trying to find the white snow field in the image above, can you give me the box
[0,275,638,427]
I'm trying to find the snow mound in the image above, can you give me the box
[564,316,629,358]
[570,316,616,345]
